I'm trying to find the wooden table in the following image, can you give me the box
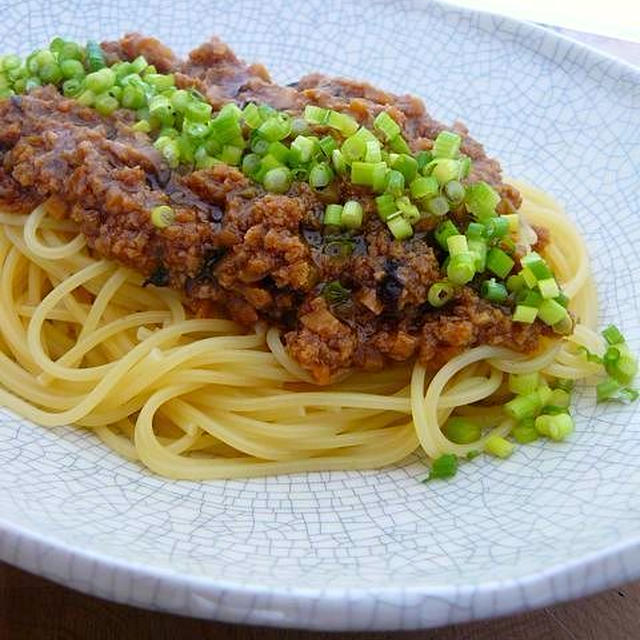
[2,24,639,640]
[1,562,639,639]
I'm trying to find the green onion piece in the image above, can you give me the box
[512,422,539,444]
[396,196,420,223]
[537,299,568,326]
[410,176,438,200]
[241,153,261,176]
[209,107,240,142]
[553,292,568,308]
[484,436,514,458]
[446,234,468,256]
[504,392,541,421]
[596,378,639,404]
[75,89,95,107]
[465,181,500,221]
[385,169,405,196]
[485,216,510,239]
[604,346,638,385]
[434,220,460,250]
[428,281,454,307]
[426,196,450,217]
[387,214,413,240]
[94,93,119,116]
[481,278,508,304]
[62,78,82,97]
[521,252,552,280]
[263,166,292,193]
[85,67,115,93]
[121,85,146,109]
[145,73,174,92]
[444,180,465,204]
[242,102,262,129]
[322,280,351,304]
[326,109,359,136]
[194,146,216,169]
[535,413,573,441]
[508,372,540,396]
[443,417,481,444]
[132,119,151,133]
[351,161,387,187]
[129,55,148,74]
[364,139,382,163]
[447,253,476,285]
[309,162,334,188]
[513,304,538,323]
[432,130,462,159]
[388,134,411,154]
[258,113,291,141]
[545,388,571,411]
[168,89,190,113]
[341,134,366,162]
[538,278,560,299]
[415,150,432,172]
[290,135,315,164]
[267,140,290,164]
[86,40,106,71]
[59,58,84,79]
[391,154,418,181]
[430,159,458,185]
[373,111,401,140]
[219,144,243,166]
[468,238,487,271]
[254,154,282,181]
[486,247,515,278]
[331,149,347,175]
[323,204,343,226]
[520,267,537,288]
[553,315,574,336]
[341,200,364,229]
[151,205,175,228]
[516,288,543,308]
[304,105,328,124]
[506,274,524,292]
[602,324,625,345]
[319,135,338,158]
[426,453,458,481]
[375,194,397,221]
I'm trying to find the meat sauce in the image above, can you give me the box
[0,35,550,383]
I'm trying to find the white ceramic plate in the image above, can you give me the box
[1,0,639,631]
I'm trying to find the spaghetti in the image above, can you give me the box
[0,183,613,479]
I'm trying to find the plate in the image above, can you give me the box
[1,0,639,631]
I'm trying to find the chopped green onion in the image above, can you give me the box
[396,196,420,223]
[516,288,543,308]
[504,392,541,421]
[425,453,458,481]
[364,139,382,163]
[447,253,476,285]
[322,280,351,304]
[602,324,625,345]
[520,267,538,288]
[351,161,387,187]
[545,388,571,411]
[326,109,359,136]
[486,247,515,278]
[428,281,454,307]
[290,135,315,164]
[373,111,401,140]
[465,181,500,221]
[485,216,510,239]
[415,150,432,172]
[319,135,338,158]
[267,140,290,164]
[537,278,560,299]
[86,40,106,71]
[85,67,115,93]
[391,154,418,181]
[410,176,438,200]
[331,149,347,175]
[432,130,462,159]
[432,159,460,185]
[385,169,405,196]
[512,422,539,444]
[151,205,175,228]
[387,214,413,240]
[508,372,540,396]
[121,84,146,109]
[535,413,573,441]
[446,234,468,256]
[263,167,291,193]
[375,194,397,221]
[219,144,243,166]
[484,436,514,458]
[444,180,465,204]
[145,73,174,92]
[506,274,524,292]
[323,204,343,226]
[443,417,481,444]
[481,278,508,304]
[537,299,568,326]
[604,345,638,385]
[209,107,240,142]
[434,220,460,250]
[240,152,261,176]
[258,113,291,141]
[388,134,411,154]
[309,162,334,188]
[468,238,487,271]
[94,93,119,116]
[59,58,84,79]
[521,252,552,280]
[304,104,328,124]
[341,200,364,229]
[596,378,639,404]
[242,102,263,129]
[513,304,538,323]
[426,196,450,217]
